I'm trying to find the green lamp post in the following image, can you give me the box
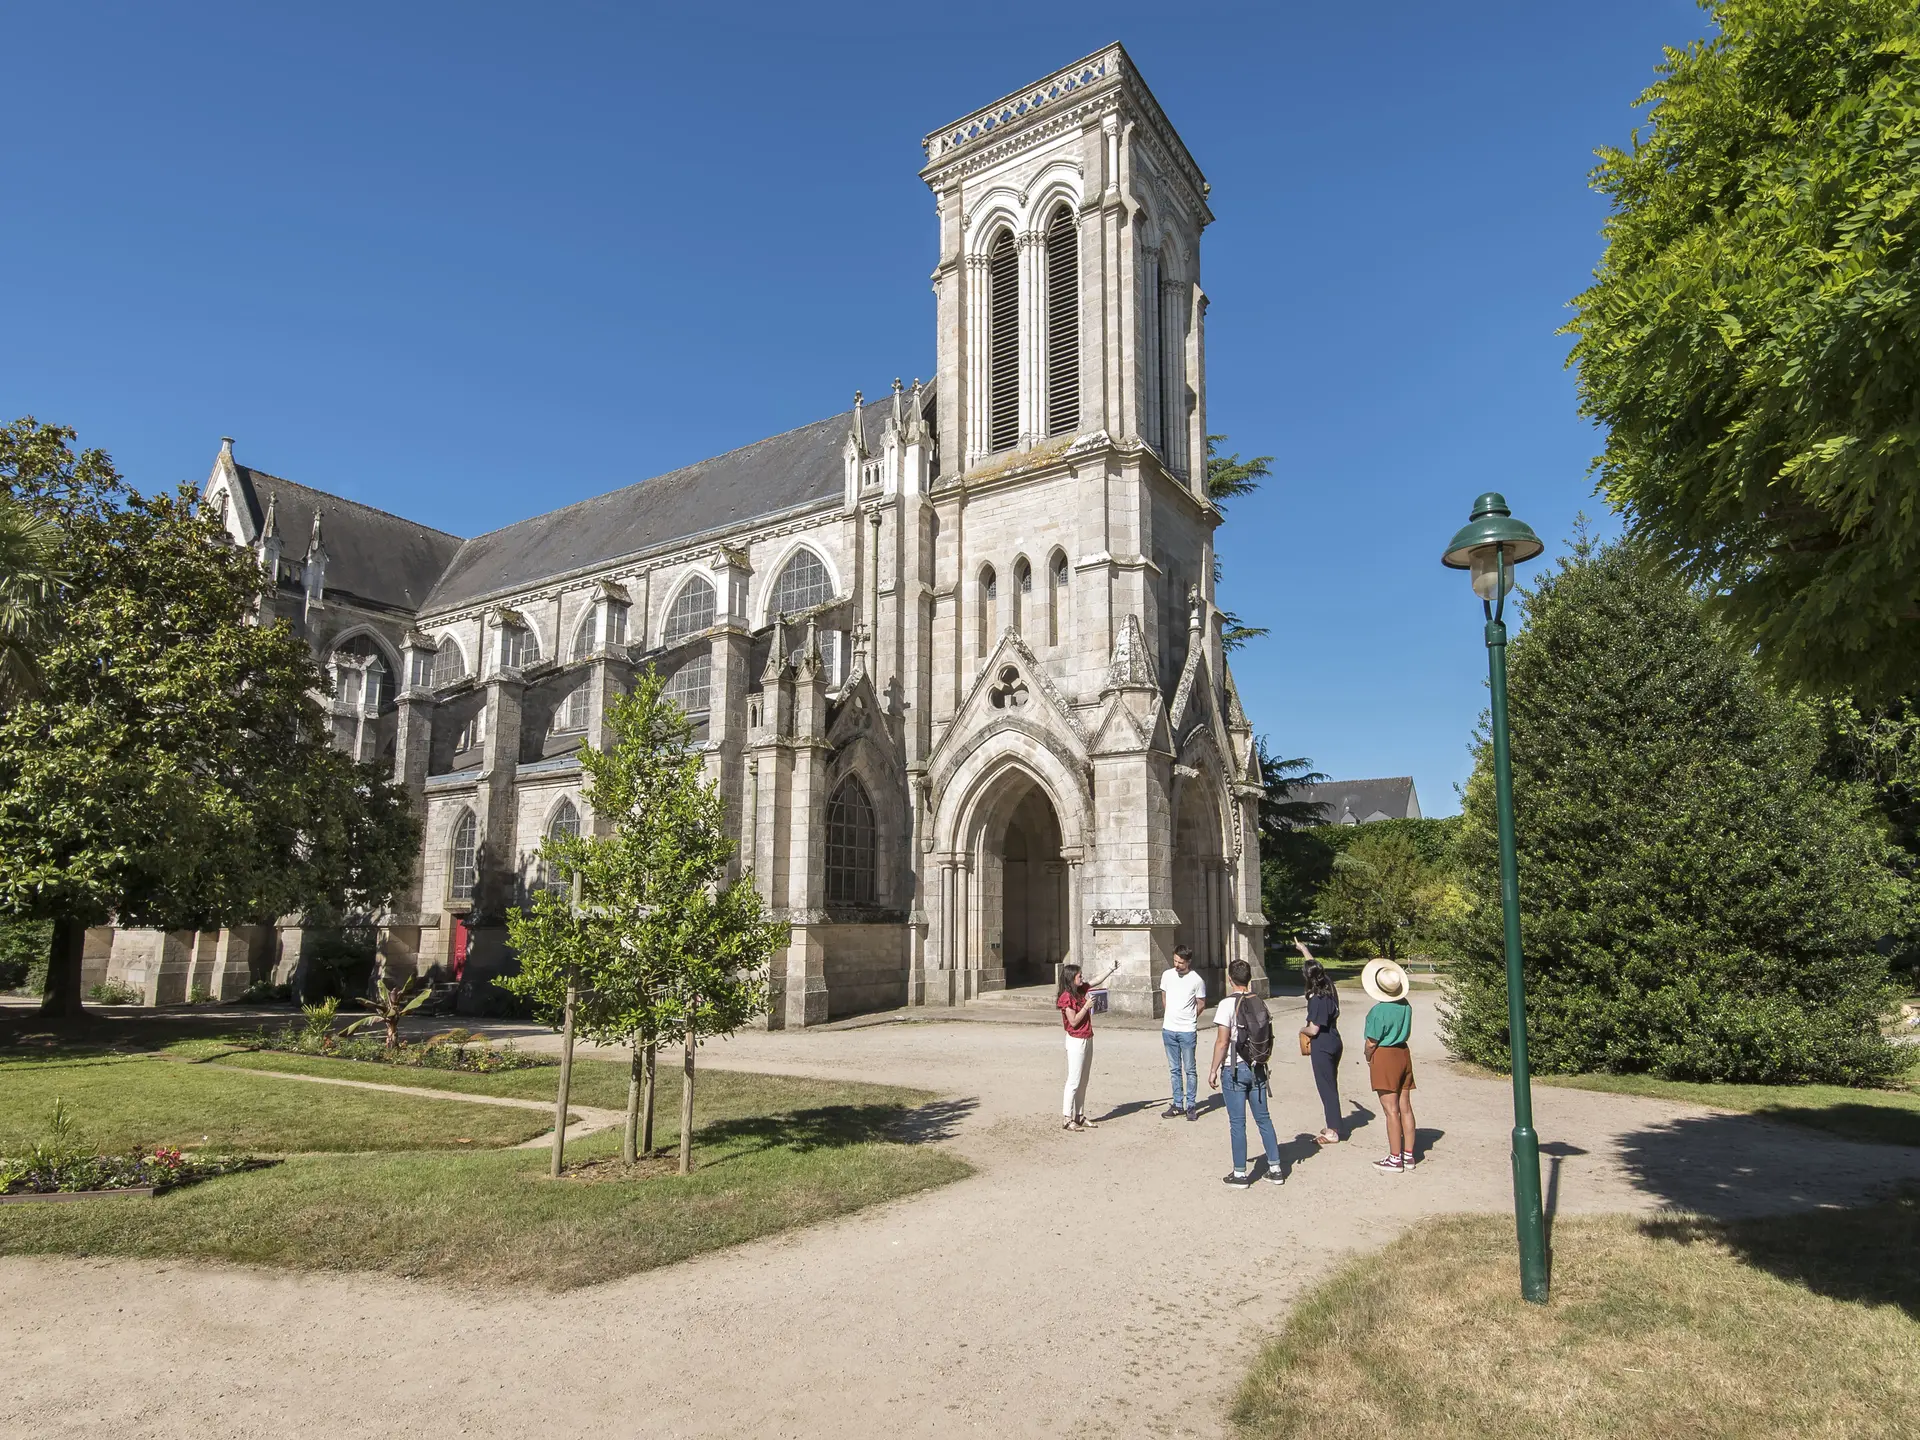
[1442,492,1550,1305]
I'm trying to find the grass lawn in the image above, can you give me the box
[0,1056,551,1152]
[1232,1195,1920,1440]
[1538,1071,1920,1148]
[0,1047,971,1288]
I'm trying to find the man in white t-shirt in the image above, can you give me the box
[1159,945,1207,1120]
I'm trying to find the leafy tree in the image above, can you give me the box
[1255,740,1333,954]
[1566,1,1920,700]
[1206,435,1273,652]
[0,420,420,1017]
[1444,537,1906,1084]
[1314,827,1435,962]
[504,669,784,1175]
[1813,695,1920,983]
[0,489,61,706]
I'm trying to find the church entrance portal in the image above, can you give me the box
[1172,779,1228,995]
[989,781,1068,991]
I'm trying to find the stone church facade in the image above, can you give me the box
[96,45,1268,1022]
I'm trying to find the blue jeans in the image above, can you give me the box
[1162,1029,1199,1109]
[1222,1061,1282,1175]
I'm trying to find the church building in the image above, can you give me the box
[102,44,1267,1022]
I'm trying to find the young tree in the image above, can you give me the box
[1566,1,1920,699]
[0,420,419,1017]
[504,669,784,1175]
[1444,538,1907,1084]
[1313,828,1433,962]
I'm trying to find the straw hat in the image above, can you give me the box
[1362,959,1411,1004]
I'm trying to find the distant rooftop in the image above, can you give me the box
[1300,777,1421,826]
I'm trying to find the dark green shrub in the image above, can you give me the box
[1444,540,1907,1085]
[0,919,50,993]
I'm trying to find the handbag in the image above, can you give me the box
[1297,1027,1313,1057]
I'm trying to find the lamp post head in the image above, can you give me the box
[1442,492,1544,600]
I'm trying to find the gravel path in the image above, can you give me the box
[5,989,1918,1439]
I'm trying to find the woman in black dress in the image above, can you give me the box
[1301,959,1344,1144]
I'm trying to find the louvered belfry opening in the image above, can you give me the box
[987,229,1019,453]
[1045,206,1079,436]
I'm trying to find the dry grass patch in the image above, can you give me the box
[1232,1196,1920,1440]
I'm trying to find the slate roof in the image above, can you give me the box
[1301,777,1421,826]
[421,397,900,614]
[232,466,464,615]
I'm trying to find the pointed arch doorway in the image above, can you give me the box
[997,785,1068,989]
[1173,777,1229,995]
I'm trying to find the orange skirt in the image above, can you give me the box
[1369,1044,1415,1095]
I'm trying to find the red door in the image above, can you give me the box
[451,917,469,982]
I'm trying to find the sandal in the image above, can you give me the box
[1314,1129,1341,1146]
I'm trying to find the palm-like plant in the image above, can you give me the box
[345,975,431,1054]
[0,493,62,706]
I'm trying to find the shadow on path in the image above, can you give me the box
[1615,1110,1920,1221]
[1539,1140,1589,1232]
[693,1096,979,1170]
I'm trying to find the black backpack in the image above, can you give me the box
[1232,991,1275,1066]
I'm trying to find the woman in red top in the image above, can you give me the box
[1056,961,1117,1130]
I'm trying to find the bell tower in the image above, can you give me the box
[921,43,1212,487]
[910,49,1257,1021]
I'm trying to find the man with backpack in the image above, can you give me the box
[1207,958,1284,1187]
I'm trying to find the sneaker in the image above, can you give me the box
[1162,1105,1183,1119]
[1265,1165,1286,1185]
[1373,1155,1404,1172]
[1221,1170,1256,1187]
[1185,1107,1198,1122]
[1401,1153,1419,1169]
[1072,1116,1097,1131]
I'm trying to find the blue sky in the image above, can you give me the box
[3,1,1707,813]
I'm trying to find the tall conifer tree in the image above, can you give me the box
[1445,538,1906,1083]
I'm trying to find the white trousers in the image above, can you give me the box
[1063,1035,1092,1119]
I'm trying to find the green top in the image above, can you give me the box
[1364,999,1413,1047]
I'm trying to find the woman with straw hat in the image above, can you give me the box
[1361,959,1418,1172]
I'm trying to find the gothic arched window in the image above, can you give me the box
[663,654,712,715]
[825,777,877,906]
[769,548,833,618]
[430,636,466,687]
[570,609,597,661]
[1049,549,1070,647]
[978,564,998,658]
[663,576,715,646]
[448,810,478,904]
[1012,556,1032,635]
[543,798,581,893]
[987,228,1019,453]
[1045,204,1079,437]
[552,681,590,734]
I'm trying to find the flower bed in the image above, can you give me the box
[249,1023,553,1074]
[0,1144,268,1198]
